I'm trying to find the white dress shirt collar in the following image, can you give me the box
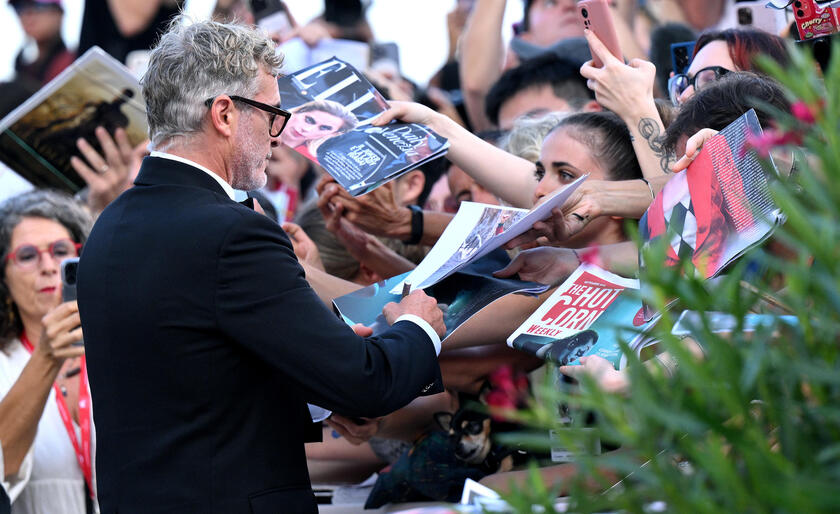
[150,151,237,201]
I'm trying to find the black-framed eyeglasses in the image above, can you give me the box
[668,66,731,106]
[204,95,291,137]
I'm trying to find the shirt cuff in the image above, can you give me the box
[394,314,441,356]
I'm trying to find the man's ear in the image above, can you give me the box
[208,96,237,138]
[434,411,454,432]
[582,99,602,112]
[395,170,426,207]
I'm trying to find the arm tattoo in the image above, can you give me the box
[638,117,675,174]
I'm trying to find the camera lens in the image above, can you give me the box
[794,1,802,7]
[797,9,805,17]
[581,8,588,18]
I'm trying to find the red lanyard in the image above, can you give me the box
[20,331,93,499]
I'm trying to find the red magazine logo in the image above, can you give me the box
[535,271,623,333]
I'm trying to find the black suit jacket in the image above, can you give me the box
[0,484,9,514]
[77,157,442,514]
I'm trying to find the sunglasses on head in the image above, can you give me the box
[668,66,730,106]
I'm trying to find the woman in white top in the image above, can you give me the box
[0,190,94,514]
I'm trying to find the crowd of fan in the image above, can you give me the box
[0,0,817,511]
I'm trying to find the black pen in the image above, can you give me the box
[64,367,81,379]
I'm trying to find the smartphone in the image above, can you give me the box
[670,41,696,76]
[735,1,790,35]
[578,0,623,67]
[61,257,79,303]
[791,0,840,40]
[60,257,83,346]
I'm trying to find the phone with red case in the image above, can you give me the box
[578,0,623,67]
[791,0,840,40]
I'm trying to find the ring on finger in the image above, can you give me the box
[100,165,110,173]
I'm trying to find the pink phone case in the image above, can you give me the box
[578,0,623,67]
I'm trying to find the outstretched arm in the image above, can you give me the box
[373,101,538,207]
[579,30,674,179]
[459,0,508,131]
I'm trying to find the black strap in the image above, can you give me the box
[403,205,424,245]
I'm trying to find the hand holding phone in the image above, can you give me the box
[578,0,623,67]
[791,0,840,40]
[579,29,658,126]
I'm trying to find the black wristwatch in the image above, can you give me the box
[404,204,424,245]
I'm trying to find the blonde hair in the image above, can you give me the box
[501,111,569,163]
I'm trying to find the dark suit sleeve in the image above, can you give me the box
[215,211,442,417]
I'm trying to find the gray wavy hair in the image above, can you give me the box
[500,111,569,163]
[0,190,92,349]
[142,16,284,148]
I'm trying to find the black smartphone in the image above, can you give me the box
[61,257,79,303]
[61,257,83,346]
[670,41,696,76]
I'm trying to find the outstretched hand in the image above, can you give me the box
[370,100,440,128]
[493,247,580,285]
[282,222,325,271]
[317,176,408,239]
[70,127,148,215]
[326,413,382,445]
[505,182,602,249]
[559,355,628,393]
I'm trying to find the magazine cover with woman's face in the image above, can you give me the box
[276,58,449,196]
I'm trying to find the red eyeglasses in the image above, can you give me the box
[4,239,81,270]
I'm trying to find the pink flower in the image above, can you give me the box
[745,131,776,158]
[485,365,532,421]
[745,128,803,158]
[791,100,818,125]
[485,390,517,410]
[489,365,514,392]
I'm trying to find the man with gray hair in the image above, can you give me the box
[77,18,446,514]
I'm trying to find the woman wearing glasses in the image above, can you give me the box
[280,100,359,163]
[580,27,788,181]
[669,28,789,106]
[0,190,94,514]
